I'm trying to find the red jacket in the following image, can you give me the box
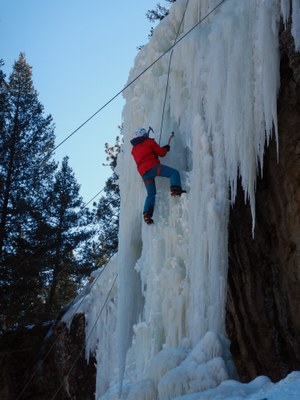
[131,137,168,176]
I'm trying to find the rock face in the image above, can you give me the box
[2,21,300,400]
[0,314,96,400]
[226,25,300,383]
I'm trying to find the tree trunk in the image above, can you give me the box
[0,112,19,260]
[45,214,64,315]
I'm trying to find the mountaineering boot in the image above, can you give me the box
[170,186,187,197]
[143,212,154,225]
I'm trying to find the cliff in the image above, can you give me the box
[227,24,300,383]
[0,314,95,399]
[2,2,300,400]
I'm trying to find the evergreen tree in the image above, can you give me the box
[0,54,56,330]
[93,135,120,267]
[39,156,94,317]
[0,55,95,329]
[138,1,176,49]
[146,0,176,22]
[0,54,55,257]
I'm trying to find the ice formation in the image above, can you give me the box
[63,0,300,399]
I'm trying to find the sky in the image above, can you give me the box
[72,1,300,398]
[1,0,159,204]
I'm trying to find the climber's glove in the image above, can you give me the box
[163,145,170,152]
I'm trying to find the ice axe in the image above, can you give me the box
[168,131,175,145]
[148,126,154,136]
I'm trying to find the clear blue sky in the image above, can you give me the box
[1,0,159,203]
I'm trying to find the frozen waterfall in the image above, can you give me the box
[63,0,300,399]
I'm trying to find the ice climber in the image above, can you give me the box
[131,127,186,225]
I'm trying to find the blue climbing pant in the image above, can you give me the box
[142,164,181,216]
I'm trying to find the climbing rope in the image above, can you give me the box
[13,0,228,331]
[9,185,106,276]
[4,182,117,346]
[51,0,227,154]
[159,0,191,144]
[50,273,118,400]
[4,0,228,328]
[15,256,117,400]
[12,2,229,396]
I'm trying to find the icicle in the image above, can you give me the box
[292,0,300,51]
[78,1,292,398]
[281,0,290,25]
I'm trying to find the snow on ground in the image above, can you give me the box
[63,0,300,399]
[175,371,300,399]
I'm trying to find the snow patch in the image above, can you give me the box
[63,1,300,399]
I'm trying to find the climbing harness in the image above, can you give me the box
[13,2,229,397]
[8,0,228,315]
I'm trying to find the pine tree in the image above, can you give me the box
[0,54,55,257]
[146,0,176,22]
[40,156,94,317]
[138,1,177,49]
[93,135,120,267]
[0,55,97,330]
[0,54,56,330]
